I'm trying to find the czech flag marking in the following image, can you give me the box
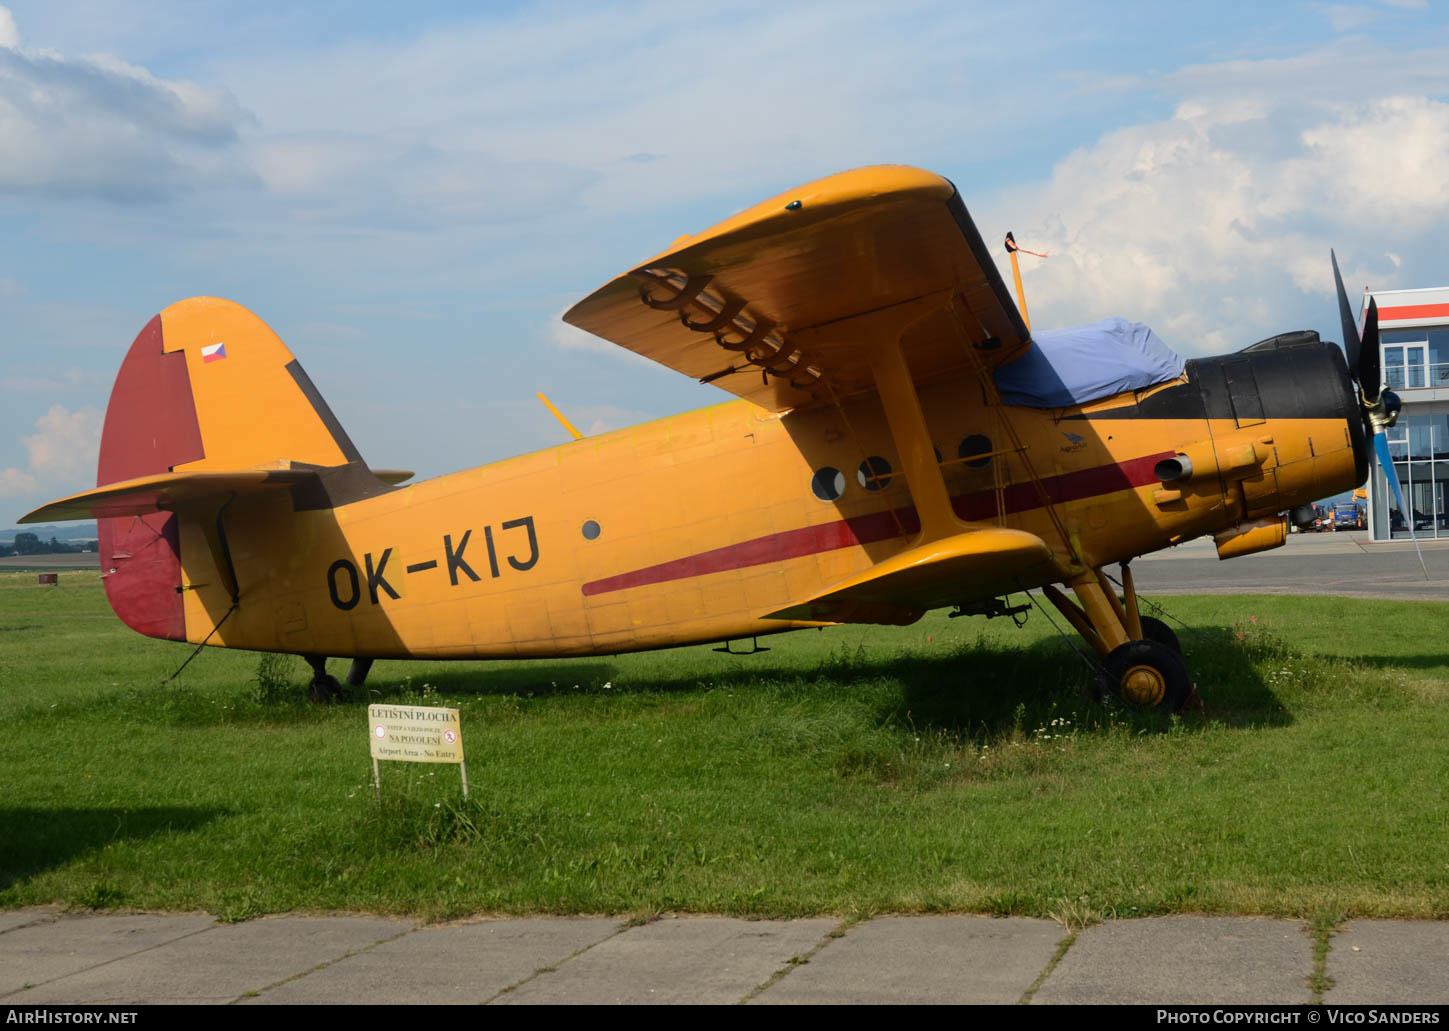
[201,342,228,363]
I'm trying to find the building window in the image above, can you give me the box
[1383,343,1426,389]
[1387,328,1449,385]
[1373,411,1449,540]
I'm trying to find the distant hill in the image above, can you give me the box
[0,523,98,542]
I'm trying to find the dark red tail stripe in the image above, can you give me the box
[582,451,1173,597]
[96,315,206,642]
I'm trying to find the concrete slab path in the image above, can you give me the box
[3,910,1445,1005]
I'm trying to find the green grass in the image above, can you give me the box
[2,571,1446,922]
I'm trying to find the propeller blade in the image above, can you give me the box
[1332,249,1361,373]
[1374,431,1405,516]
[1373,430,1430,580]
[1360,298,1381,404]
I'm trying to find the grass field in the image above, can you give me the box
[2,570,1446,924]
[0,554,101,572]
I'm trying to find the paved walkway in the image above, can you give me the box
[1130,529,1449,602]
[1,910,1444,1005]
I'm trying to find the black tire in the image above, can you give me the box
[1139,616,1181,654]
[308,674,344,703]
[1101,640,1192,712]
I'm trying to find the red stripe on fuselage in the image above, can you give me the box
[581,452,1172,597]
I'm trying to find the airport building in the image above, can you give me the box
[1362,285,1449,541]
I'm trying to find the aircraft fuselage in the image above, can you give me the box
[163,337,1363,660]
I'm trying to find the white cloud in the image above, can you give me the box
[0,6,251,201]
[1,367,100,393]
[545,310,664,374]
[0,6,19,50]
[1315,3,1385,32]
[548,315,614,355]
[209,1,1113,221]
[1165,44,1449,106]
[989,92,1449,355]
[248,132,596,228]
[0,404,103,499]
[0,465,35,497]
[25,404,102,479]
[572,404,655,437]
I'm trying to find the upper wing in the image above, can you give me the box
[564,166,1030,412]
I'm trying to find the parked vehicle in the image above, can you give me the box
[1332,501,1365,531]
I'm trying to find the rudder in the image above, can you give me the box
[95,298,363,641]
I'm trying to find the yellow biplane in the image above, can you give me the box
[22,166,1392,711]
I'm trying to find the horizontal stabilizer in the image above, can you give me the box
[763,528,1053,625]
[20,462,412,523]
[20,469,319,524]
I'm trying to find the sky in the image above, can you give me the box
[3,0,1449,527]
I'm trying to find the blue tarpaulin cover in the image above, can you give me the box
[993,317,1186,408]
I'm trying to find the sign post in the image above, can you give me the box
[367,704,468,798]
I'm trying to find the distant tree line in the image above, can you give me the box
[0,532,98,557]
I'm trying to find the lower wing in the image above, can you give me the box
[763,527,1055,626]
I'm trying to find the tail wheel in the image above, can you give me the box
[1102,640,1192,712]
[1139,616,1181,655]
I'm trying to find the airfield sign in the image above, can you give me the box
[367,704,469,798]
[368,704,465,763]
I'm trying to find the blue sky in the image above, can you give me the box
[3,1,1449,526]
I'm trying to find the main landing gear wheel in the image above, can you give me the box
[1101,640,1192,712]
[304,654,345,703]
[1139,616,1181,655]
[308,674,343,703]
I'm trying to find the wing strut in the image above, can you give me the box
[806,292,969,545]
[868,327,963,544]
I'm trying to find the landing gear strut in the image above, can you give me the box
[304,654,344,703]
[1042,562,1196,713]
[346,658,373,687]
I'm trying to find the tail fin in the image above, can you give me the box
[139,296,362,473]
[89,297,364,640]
